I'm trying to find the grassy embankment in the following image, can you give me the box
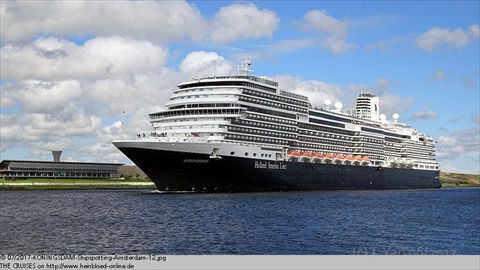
[0,165,156,190]
[440,172,480,187]
[0,178,156,190]
[2,171,478,190]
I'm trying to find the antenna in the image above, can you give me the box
[237,58,253,76]
[121,106,126,139]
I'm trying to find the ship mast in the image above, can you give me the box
[237,58,254,76]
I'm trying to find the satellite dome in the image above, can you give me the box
[334,102,343,110]
[380,114,387,121]
[324,99,332,106]
[392,113,400,119]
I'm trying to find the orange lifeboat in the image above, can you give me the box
[305,152,315,157]
[325,153,335,159]
[288,150,301,156]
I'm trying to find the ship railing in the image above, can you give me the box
[192,75,278,87]
[279,90,309,101]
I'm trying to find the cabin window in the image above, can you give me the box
[245,152,249,156]
[230,152,235,155]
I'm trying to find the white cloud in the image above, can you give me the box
[23,109,101,137]
[295,80,344,108]
[302,10,354,54]
[303,10,348,38]
[10,80,82,113]
[1,36,168,80]
[347,78,394,96]
[323,37,355,54]
[1,47,238,163]
[473,114,480,124]
[0,106,99,153]
[470,24,480,37]
[366,41,387,51]
[344,78,416,117]
[416,24,480,51]
[437,127,480,162]
[275,76,413,116]
[180,51,235,78]
[411,110,439,120]
[377,92,415,116]
[439,163,476,174]
[0,1,207,43]
[210,3,279,43]
[273,75,343,108]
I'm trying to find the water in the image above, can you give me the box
[1,188,479,254]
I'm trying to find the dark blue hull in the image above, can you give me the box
[117,147,441,192]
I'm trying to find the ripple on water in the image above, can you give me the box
[0,188,479,254]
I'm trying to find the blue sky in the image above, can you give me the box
[1,1,479,173]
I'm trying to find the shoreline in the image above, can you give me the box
[1,174,479,191]
[0,179,156,190]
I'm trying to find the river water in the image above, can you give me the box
[1,188,478,254]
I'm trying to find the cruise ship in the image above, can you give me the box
[113,59,441,192]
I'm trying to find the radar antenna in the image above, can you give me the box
[237,58,254,76]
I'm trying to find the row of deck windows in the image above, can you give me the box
[299,136,353,147]
[228,126,294,139]
[298,123,355,136]
[242,89,308,107]
[232,119,296,132]
[239,96,308,113]
[298,129,352,141]
[246,113,296,125]
[150,108,241,119]
[224,134,287,145]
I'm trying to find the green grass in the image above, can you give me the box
[0,178,153,184]
[440,172,480,187]
[0,185,156,190]
[0,178,156,190]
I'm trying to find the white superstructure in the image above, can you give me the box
[142,60,438,171]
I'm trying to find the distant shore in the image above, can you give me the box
[440,172,480,187]
[0,178,156,190]
[1,171,479,190]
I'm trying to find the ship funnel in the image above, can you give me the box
[52,151,62,162]
[354,93,380,121]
